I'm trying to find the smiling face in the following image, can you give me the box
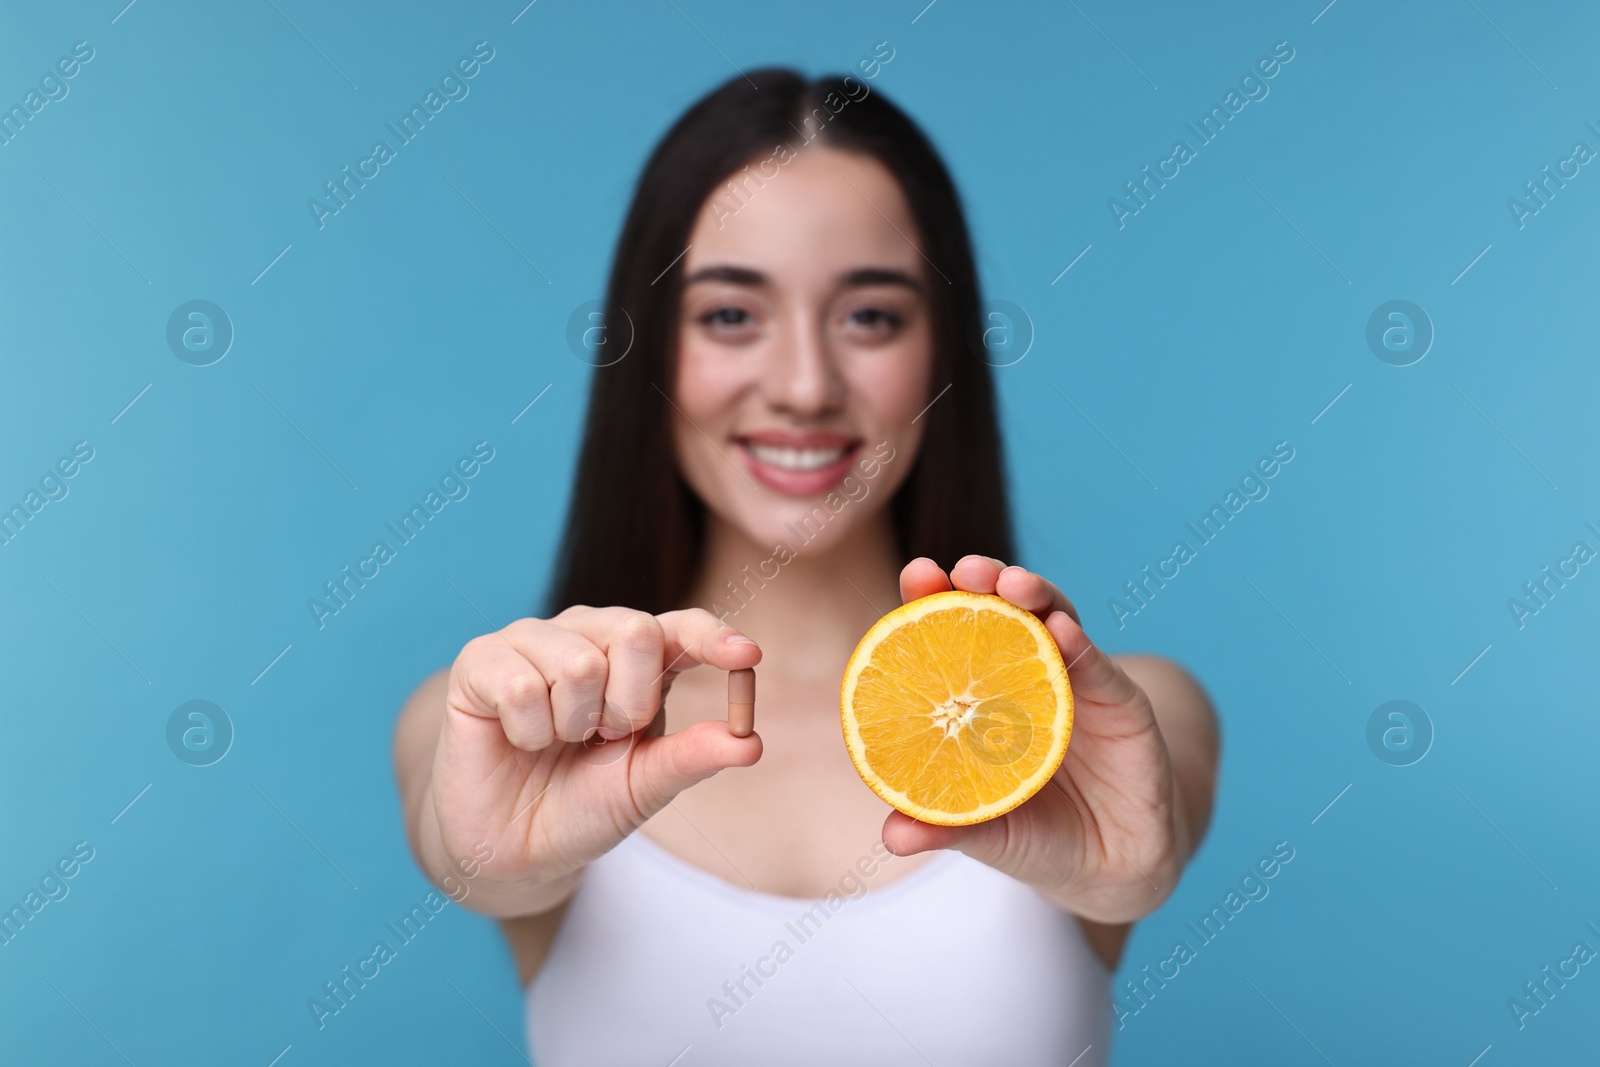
[670,147,934,556]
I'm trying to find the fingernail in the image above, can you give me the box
[597,726,629,741]
[985,556,1006,567]
[723,632,756,646]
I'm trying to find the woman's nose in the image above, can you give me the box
[763,314,845,415]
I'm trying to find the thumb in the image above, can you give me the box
[627,718,762,820]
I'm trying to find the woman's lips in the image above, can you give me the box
[735,436,863,496]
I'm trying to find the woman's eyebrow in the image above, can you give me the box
[839,267,922,292]
[682,264,923,291]
[683,264,767,287]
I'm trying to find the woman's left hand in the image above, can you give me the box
[881,554,1211,925]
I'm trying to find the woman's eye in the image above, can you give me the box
[700,307,751,327]
[846,307,904,330]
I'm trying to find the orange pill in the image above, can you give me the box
[728,668,755,737]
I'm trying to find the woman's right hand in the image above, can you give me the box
[418,606,763,916]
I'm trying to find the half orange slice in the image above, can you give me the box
[840,590,1073,826]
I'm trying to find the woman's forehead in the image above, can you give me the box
[682,147,924,284]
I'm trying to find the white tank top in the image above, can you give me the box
[526,830,1111,1066]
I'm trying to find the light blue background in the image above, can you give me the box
[3,1,1596,1063]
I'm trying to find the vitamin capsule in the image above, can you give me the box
[728,668,755,738]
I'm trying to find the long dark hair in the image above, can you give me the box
[545,68,1014,617]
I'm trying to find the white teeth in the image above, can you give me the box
[747,443,848,471]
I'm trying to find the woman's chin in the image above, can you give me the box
[735,512,859,561]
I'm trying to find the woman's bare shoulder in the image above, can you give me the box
[1112,653,1218,749]
[393,667,451,819]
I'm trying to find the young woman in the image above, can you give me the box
[395,69,1219,1065]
